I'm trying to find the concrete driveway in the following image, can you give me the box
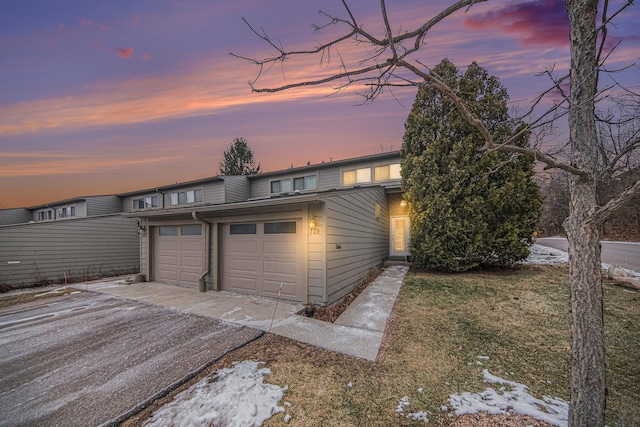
[0,291,262,427]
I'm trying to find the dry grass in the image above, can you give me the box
[119,265,640,426]
[0,287,80,309]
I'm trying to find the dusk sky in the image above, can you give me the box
[1,0,638,208]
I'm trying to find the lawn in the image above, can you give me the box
[125,264,639,426]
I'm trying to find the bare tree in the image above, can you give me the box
[232,1,638,425]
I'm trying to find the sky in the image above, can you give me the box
[1,0,638,208]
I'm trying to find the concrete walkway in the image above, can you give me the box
[74,265,408,361]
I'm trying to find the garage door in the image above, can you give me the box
[153,225,203,288]
[221,220,304,301]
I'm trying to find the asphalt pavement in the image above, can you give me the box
[536,237,640,272]
[0,291,263,427]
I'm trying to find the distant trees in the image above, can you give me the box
[402,59,542,271]
[219,137,261,175]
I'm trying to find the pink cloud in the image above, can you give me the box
[81,19,93,26]
[141,53,152,60]
[80,19,109,30]
[464,0,569,48]
[116,47,134,58]
[133,17,140,25]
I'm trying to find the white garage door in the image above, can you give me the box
[153,225,202,288]
[221,220,304,301]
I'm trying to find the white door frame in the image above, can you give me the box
[390,216,410,257]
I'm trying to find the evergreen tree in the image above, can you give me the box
[401,59,542,271]
[219,137,261,175]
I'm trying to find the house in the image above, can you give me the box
[0,195,123,226]
[123,151,409,305]
[0,195,139,288]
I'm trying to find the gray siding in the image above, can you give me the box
[323,187,389,304]
[250,176,270,199]
[223,176,251,203]
[307,202,326,305]
[86,195,123,216]
[317,166,341,191]
[0,215,140,288]
[203,181,225,204]
[0,209,32,226]
[75,202,88,218]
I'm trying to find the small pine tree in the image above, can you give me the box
[401,59,542,271]
[219,137,261,175]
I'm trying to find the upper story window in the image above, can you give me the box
[170,189,203,206]
[37,210,53,221]
[271,175,316,194]
[374,164,401,182]
[133,195,158,210]
[343,163,401,186]
[57,205,75,218]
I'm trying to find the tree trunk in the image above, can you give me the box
[565,1,606,426]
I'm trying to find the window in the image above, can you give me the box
[293,175,317,191]
[57,206,76,218]
[374,164,401,182]
[159,226,178,236]
[133,196,157,210]
[343,167,372,186]
[389,163,401,179]
[181,225,201,235]
[264,221,296,234]
[170,189,203,206]
[38,210,52,221]
[270,179,292,194]
[230,223,257,234]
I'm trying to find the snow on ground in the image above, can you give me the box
[524,244,570,265]
[449,369,568,427]
[144,358,568,426]
[144,361,288,427]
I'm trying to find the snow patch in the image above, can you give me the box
[448,369,568,427]
[144,361,286,427]
[524,244,569,265]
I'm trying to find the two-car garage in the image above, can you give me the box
[151,219,305,301]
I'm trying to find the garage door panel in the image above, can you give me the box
[158,240,178,250]
[262,280,297,299]
[222,221,304,302]
[263,260,298,276]
[227,240,258,254]
[180,256,202,268]
[227,258,258,272]
[263,240,298,256]
[153,227,202,288]
[226,276,258,292]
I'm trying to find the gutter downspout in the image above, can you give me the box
[192,212,210,292]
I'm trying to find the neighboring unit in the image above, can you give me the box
[0,195,139,288]
[124,151,409,305]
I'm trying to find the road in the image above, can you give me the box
[0,291,262,427]
[536,237,640,272]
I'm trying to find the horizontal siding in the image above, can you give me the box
[250,176,270,199]
[317,166,340,191]
[87,195,123,216]
[203,182,225,204]
[223,176,251,203]
[0,209,32,226]
[324,187,389,304]
[76,202,88,218]
[0,215,140,288]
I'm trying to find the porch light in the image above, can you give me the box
[400,200,407,208]
[137,221,146,235]
[309,216,317,230]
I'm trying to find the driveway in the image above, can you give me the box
[0,291,263,427]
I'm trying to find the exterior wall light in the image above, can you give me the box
[400,200,407,208]
[137,221,146,235]
[309,216,317,230]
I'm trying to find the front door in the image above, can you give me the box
[390,216,410,257]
